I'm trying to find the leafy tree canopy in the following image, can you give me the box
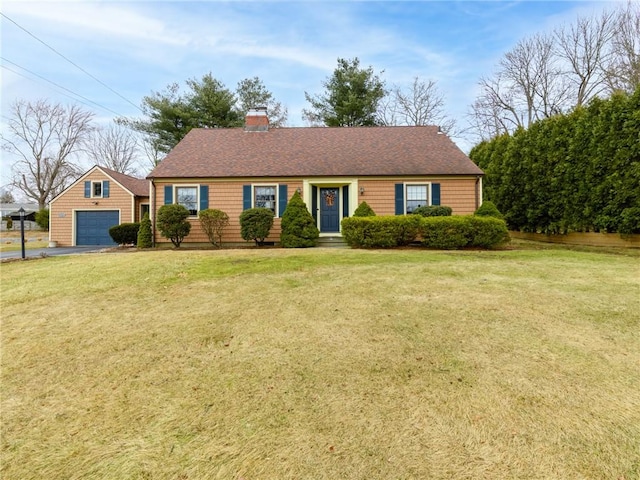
[303,57,387,126]
[121,73,286,155]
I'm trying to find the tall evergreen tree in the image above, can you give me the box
[303,58,386,127]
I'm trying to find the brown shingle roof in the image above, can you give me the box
[147,126,483,179]
[100,166,149,196]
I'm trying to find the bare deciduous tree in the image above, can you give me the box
[140,135,165,171]
[554,10,616,107]
[378,77,457,134]
[469,5,632,140]
[87,123,140,176]
[606,1,640,93]
[2,100,94,209]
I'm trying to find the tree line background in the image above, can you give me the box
[1,2,638,233]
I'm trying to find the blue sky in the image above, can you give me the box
[0,0,616,187]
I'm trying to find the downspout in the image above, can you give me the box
[475,176,483,210]
[151,179,156,247]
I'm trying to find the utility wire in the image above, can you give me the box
[1,59,125,116]
[0,12,142,113]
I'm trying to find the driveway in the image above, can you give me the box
[0,245,113,261]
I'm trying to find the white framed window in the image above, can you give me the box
[175,185,198,216]
[254,185,277,215]
[405,184,429,213]
[92,181,103,198]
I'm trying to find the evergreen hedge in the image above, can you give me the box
[470,88,640,235]
[341,215,509,249]
[341,216,421,248]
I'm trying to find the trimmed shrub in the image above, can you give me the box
[466,216,510,248]
[199,208,229,247]
[412,205,452,217]
[137,213,153,248]
[353,201,376,217]
[474,201,504,219]
[157,204,191,247]
[341,216,420,248]
[280,191,319,248]
[6,217,13,230]
[420,216,470,249]
[239,207,274,246]
[35,208,49,230]
[109,223,140,245]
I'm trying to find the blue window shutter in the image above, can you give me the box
[102,180,110,198]
[432,183,441,206]
[164,185,173,205]
[278,184,288,217]
[200,185,209,211]
[311,186,318,223]
[242,185,252,210]
[84,181,91,198]
[395,183,404,215]
[342,185,349,218]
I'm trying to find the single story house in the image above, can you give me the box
[49,165,149,246]
[147,108,484,246]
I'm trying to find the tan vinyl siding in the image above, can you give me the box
[357,177,479,216]
[50,171,135,246]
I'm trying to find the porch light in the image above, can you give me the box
[296,187,301,194]
[359,187,365,195]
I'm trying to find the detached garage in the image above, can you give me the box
[50,166,149,247]
[75,210,120,246]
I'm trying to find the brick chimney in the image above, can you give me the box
[244,107,269,132]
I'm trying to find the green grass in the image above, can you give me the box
[0,231,48,252]
[1,246,639,479]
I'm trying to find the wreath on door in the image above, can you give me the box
[323,190,336,207]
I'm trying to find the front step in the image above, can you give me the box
[317,236,348,248]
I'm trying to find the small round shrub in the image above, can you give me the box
[280,191,319,248]
[109,223,140,245]
[199,208,230,247]
[353,201,376,217]
[137,212,153,248]
[239,207,274,246]
[412,205,452,217]
[5,217,13,230]
[157,204,191,247]
[474,201,504,219]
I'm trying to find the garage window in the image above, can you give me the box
[84,180,110,199]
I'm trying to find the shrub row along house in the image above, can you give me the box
[49,108,484,247]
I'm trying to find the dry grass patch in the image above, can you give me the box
[1,247,639,479]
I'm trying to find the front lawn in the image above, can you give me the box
[1,247,638,479]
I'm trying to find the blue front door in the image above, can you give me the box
[320,188,340,233]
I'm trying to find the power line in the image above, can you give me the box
[1,59,125,116]
[0,12,142,113]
